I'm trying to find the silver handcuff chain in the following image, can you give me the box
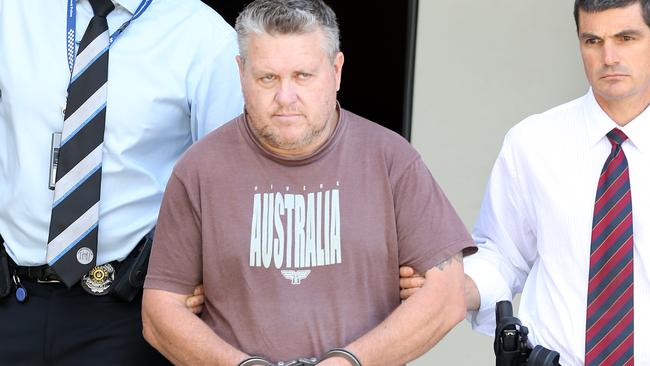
[239,356,319,366]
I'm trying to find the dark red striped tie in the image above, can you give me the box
[585,128,634,366]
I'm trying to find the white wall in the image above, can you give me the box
[409,1,587,364]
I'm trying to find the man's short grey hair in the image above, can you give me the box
[235,0,340,62]
[574,0,650,30]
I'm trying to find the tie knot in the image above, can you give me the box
[89,0,115,17]
[607,128,628,147]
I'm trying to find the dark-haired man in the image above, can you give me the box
[401,1,650,365]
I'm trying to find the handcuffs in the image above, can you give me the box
[238,357,319,366]
[238,348,361,366]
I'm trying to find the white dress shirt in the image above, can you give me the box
[464,89,649,366]
[0,0,244,265]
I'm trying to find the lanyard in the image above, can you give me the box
[66,0,152,74]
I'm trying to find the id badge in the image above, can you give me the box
[49,132,62,190]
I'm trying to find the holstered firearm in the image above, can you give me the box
[0,237,10,299]
[494,300,561,366]
[111,228,155,302]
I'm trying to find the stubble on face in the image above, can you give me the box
[252,111,334,152]
[238,30,343,158]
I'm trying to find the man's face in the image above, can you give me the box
[578,3,650,107]
[237,29,344,157]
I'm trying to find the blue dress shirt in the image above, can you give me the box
[0,0,244,265]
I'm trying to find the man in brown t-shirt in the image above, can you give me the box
[142,1,475,365]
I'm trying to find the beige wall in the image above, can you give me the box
[409,1,587,364]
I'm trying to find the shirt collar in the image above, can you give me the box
[79,0,140,15]
[114,0,141,14]
[584,88,650,153]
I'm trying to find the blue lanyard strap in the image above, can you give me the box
[66,0,152,73]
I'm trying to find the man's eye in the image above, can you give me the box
[585,38,599,45]
[260,75,276,82]
[621,35,634,41]
[297,73,312,80]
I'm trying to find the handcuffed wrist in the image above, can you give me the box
[322,348,362,366]
[237,356,274,366]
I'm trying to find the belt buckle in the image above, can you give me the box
[80,263,115,296]
[36,278,62,284]
[26,265,61,284]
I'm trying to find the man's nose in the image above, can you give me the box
[602,42,621,66]
[275,80,299,106]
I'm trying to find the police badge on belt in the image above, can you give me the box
[80,263,115,296]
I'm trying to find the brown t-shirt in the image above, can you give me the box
[145,108,474,362]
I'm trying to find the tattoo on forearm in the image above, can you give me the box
[435,252,462,271]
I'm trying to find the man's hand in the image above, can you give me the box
[186,284,204,314]
[400,266,482,311]
[342,252,467,365]
[399,266,423,300]
[142,288,248,365]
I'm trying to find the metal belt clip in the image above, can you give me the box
[12,274,27,302]
[36,277,62,284]
[49,132,62,190]
[33,267,62,284]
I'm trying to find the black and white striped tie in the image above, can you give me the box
[47,0,114,287]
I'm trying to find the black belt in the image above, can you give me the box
[11,263,63,283]
[3,228,153,300]
[10,260,119,284]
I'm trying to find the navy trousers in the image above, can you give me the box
[0,279,170,366]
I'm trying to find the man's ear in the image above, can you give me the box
[236,55,245,77]
[333,52,344,92]
[236,55,246,91]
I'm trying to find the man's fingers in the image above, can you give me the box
[400,288,419,300]
[187,294,204,315]
[399,277,423,289]
[399,276,425,290]
[185,285,206,314]
[193,284,204,295]
[399,266,415,277]
[186,294,205,308]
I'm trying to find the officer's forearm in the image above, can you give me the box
[142,288,247,366]
[344,252,466,365]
